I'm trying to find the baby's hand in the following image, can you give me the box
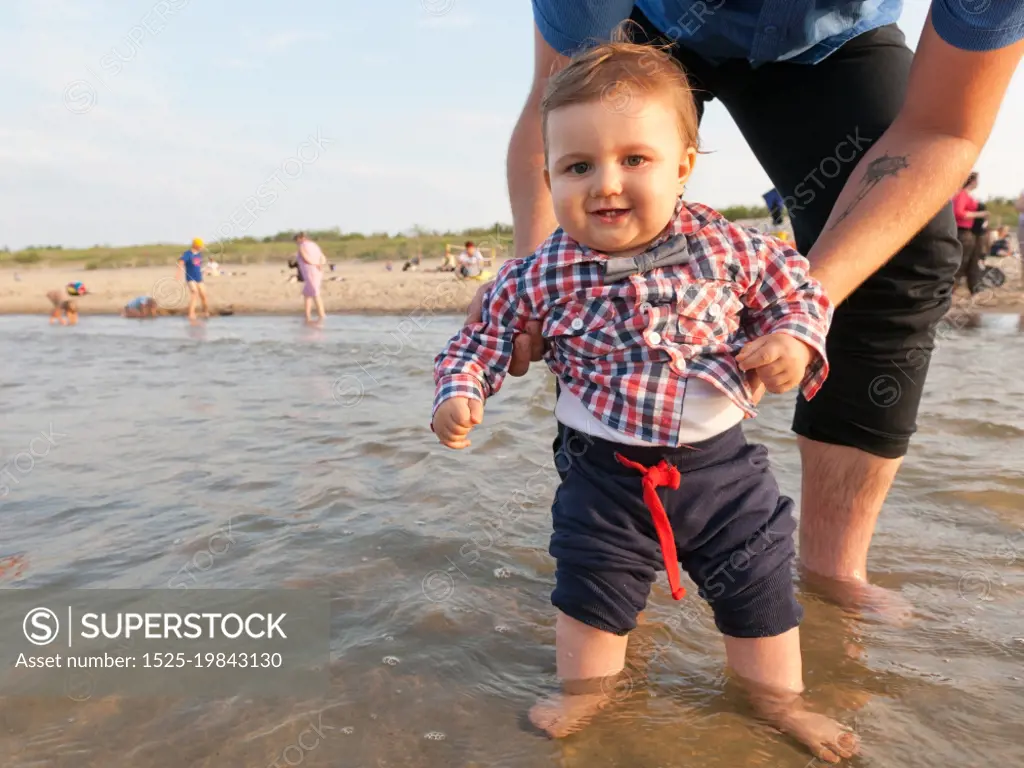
[432,397,484,449]
[735,333,814,395]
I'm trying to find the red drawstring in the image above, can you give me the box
[614,453,686,600]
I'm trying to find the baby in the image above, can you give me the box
[432,41,855,763]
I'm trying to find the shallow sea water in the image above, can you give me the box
[0,312,1022,767]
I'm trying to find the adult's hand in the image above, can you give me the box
[465,280,544,377]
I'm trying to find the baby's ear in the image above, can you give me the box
[678,146,698,187]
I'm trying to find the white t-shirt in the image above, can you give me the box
[554,376,746,445]
[458,250,483,275]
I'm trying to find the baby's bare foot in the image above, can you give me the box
[775,709,859,764]
[528,692,610,738]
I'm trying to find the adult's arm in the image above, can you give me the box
[806,9,1024,305]
[1015,192,1024,213]
[506,22,569,260]
[467,19,571,372]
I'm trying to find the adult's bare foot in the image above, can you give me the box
[800,570,913,626]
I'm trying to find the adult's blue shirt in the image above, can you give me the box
[531,1,1024,66]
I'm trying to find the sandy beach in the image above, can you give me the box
[2,255,1022,317]
[0,258,492,317]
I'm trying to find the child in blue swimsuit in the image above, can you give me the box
[178,237,210,321]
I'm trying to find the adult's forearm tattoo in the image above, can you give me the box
[829,153,911,230]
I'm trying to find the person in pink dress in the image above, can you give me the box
[294,232,327,322]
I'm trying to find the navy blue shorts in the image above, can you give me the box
[549,424,802,638]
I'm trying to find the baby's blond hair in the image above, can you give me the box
[540,36,700,164]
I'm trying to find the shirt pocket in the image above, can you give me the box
[548,296,621,359]
[674,281,739,346]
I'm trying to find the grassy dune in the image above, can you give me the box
[3,197,1018,270]
[1,227,514,270]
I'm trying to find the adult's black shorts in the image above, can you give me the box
[627,11,961,459]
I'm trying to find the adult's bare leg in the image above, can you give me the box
[699,24,958,618]
[798,439,911,620]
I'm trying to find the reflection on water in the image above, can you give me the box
[963,312,1024,333]
[0,314,1022,767]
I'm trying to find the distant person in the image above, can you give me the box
[989,225,1013,258]
[177,238,210,321]
[294,231,327,323]
[457,241,484,278]
[122,296,158,318]
[46,290,78,325]
[1015,190,1024,255]
[952,172,988,294]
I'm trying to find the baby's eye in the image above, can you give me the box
[624,155,647,167]
[567,161,589,175]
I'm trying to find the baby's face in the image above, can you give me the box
[545,93,695,259]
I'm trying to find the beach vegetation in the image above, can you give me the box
[3,196,1018,269]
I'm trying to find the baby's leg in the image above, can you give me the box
[723,630,857,764]
[528,610,629,737]
[530,432,660,738]
[682,441,859,762]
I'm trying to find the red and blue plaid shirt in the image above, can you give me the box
[433,198,833,446]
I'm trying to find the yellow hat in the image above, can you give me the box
[192,237,204,249]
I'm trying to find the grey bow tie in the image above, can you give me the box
[603,234,693,282]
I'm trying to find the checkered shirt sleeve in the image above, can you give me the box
[740,232,833,399]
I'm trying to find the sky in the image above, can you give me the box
[1,0,1022,250]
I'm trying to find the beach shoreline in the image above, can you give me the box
[2,258,1022,318]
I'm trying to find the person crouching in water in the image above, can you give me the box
[46,290,78,325]
[122,296,159,318]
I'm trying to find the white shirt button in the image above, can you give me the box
[648,331,662,345]
[570,317,584,331]
[640,302,652,313]
[707,304,720,318]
